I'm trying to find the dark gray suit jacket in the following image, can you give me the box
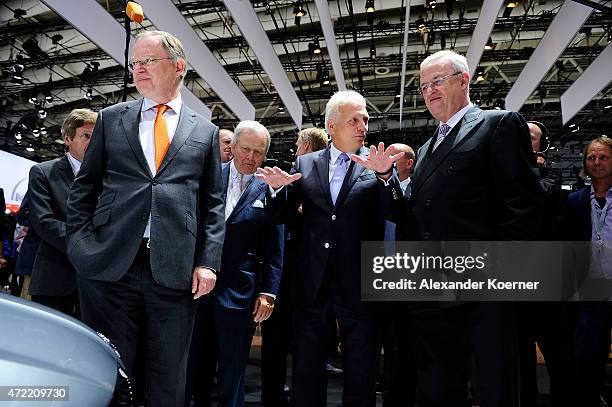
[66,99,225,290]
[28,155,76,296]
[393,106,540,241]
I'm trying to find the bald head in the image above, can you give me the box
[219,129,233,163]
[391,143,415,182]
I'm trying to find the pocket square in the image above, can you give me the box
[252,199,265,208]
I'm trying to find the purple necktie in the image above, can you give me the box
[330,153,350,205]
[432,123,451,151]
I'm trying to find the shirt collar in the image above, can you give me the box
[141,94,182,115]
[330,143,357,164]
[400,176,411,191]
[229,160,253,183]
[441,102,474,130]
[589,185,612,201]
[66,152,81,176]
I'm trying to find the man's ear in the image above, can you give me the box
[176,58,186,79]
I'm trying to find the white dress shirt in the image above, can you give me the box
[66,152,81,176]
[140,94,182,238]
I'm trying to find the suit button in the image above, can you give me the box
[152,180,159,185]
[425,199,432,207]
[331,214,337,221]
[324,242,330,249]
[447,166,454,175]
[423,232,431,240]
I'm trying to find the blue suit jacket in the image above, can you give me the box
[215,162,284,310]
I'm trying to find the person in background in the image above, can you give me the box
[220,129,234,163]
[27,108,97,317]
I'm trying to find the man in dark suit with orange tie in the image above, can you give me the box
[66,31,225,407]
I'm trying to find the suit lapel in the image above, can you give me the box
[222,162,230,196]
[411,106,483,196]
[313,147,333,208]
[334,146,368,208]
[227,177,265,222]
[58,155,75,187]
[156,104,196,175]
[121,99,152,178]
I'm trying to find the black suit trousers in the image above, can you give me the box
[77,244,196,407]
[292,270,379,407]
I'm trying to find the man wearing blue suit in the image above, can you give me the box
[257,91,387,407]
[214,121,284,407]
[66,31,225,407]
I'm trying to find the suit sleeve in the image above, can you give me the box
[259,222,285,297]
[28,164,67,253]
[491,111,541,240]
[266,158,302,224]
[66,110,105,237]
[195,126,226,272]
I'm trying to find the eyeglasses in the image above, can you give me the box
[419,72,463,94]
[128,57,175,70]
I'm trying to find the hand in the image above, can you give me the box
[351,142,404,180]
[253,294,275,323]
[0,257,7,269]
[255,166,302,190]
[536,156,546,167]
[192,266,217,299]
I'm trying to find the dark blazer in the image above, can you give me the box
[66,99,225,290]
[14,193,41,277]
[278,145,387,308]
[28,156,76,296]
[215,163,284,309]
[562,187,591,240]
[394,106,540,241]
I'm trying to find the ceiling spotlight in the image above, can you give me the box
[505,0,518,7]
[416,16,426,33]
[308,39,321,55]
[26,147,35,152]
[369,43,377,60]
[604,104,611,109]
[316,64,330,85]
[475,66,486,82]
[568,123,576,128]
[278,106,285,113]
[571,126,580,133]
[28,97,38,104]
[32,129,40,137]
[45,93,53,103]
[38,109,47,119]
[365,0,375,13]
[15,134,22,140]
[40,127,47,135]
[84,88,93,101]
[16,140,22,144]
[293,1,307,17]
[294,16,301,26]
[426,0,437,9]
[485,37,495,50]
[13,8,27,18]
[51,34,63,45]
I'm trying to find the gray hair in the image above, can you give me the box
[233,120,271,154]
[135,30,187,82]
[420,50,469,74]
[324,90,367,134]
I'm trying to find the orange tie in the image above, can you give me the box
[154,104,170,171]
